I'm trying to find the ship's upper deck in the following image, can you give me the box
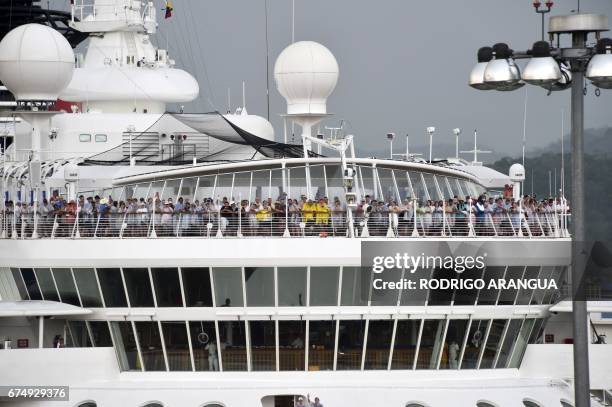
[0,157,570,240]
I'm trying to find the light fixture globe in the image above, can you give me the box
[548,61,572,91]
[0,23,74,101]
[469,47,495,90]
[586,38,612,89]
[523,41,562,86]
[483,43,524,91]
[273,41,339,115]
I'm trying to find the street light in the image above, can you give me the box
[453,128,461,159]
[468,11,610,407]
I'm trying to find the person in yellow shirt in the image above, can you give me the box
[302,198,316,224]
[315,198,330,231]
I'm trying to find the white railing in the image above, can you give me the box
[0,210,571,240]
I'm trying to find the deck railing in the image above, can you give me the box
[0,210,570,240]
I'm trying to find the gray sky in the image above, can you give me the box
[153,0,612,157]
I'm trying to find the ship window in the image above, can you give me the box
[66,321,92,347]
[415,319,446,369]
[212,267,243,307]
[409,172,427,202]
[134,321,165,371]
[406,403,428,407]
[244,267,274,307]
[340,266,368,306]
[560,399,574,407]
[452,266,484,306]
[94,134,107,142]
[479,319,507,369]
[400,267,431,306]
[423,173,441,201]
[34,268,59,301]
[218,320,247,371]
[76,402,97,407]
[151,267,183,307]
[498,266,524,305]
[476,402,498,407]
[123,268,154,307]
[182,268,213,307]
[251,169,271,200]
[336,319,366,370]
[88,321,113,347]
[439,319,469,369]
[162,321,192,371]
[461,319,489,369]
[233,171,251,203]
[394,169,414,200]
[278,267,306,307]
[52,268,80,306]
[249,320,276,371]
[79,134,91,142]
[309,165,326,199]
[195,175,215,203]
[507,318,535,368]
[20,268,42,300]
[477,266,506,305]
[178,177,197,202]
[364,319,394,369]
[278,320,305,371]
[141,403,163,407]
[189,321,218,371]
[309,267,339,306]
[161,179,181,202]
[110,321,141,371]
[288,166,307,199]
[391,319,421,370]
[11,268,29,300]
[308,320,336,371]
[495,319,523,368]
[73,268,103,307]
[523,399,542,407]
[97,268,128,307]
[528,318,545,344]
[325,164,345,203]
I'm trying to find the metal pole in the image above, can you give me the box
[570,30,590,407]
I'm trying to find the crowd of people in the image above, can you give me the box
[0,191,569,238]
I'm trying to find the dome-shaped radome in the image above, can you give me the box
[0,24,75,101]
[509,163,526,182]
[274,41,339,115]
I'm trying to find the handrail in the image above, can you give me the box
[0,211,571,240]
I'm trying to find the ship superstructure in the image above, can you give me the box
[0,2,611,407]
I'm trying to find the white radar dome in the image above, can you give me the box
[0,24,75,101]
[509,163,526,182]
[274,41,339,115]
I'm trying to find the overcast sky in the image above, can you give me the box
[152,0,612,156]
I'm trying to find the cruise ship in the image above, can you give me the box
[0,1,611,407]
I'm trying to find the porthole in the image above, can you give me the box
[406,402,428,407]
[523,399,542,407]
[141,403,163,407]
[76,402,96,407]
[476,401,498,407]
[79,134,91,142]
[560,399,574,407]
[95,134,107,142]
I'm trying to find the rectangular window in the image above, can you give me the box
[20,268,42,300]
[309,267,339,306]
[88,321,113,347]
[495,319,523,368]
[479,319,507,369]
[249,320,276,371]
[163,322,192,371]
[213,267,243,307]
[34,268,59,302]
[364,320,394,369]
[182,268,213,307]
[66,321,92,347]
[336,320,366,370]
[110,321,140,371]
[11,268,29,300]
[461,319,489,369]
[97,268,128,307]
[391,319,421,370]
[94,134,107,142]
[308,320,336,371]
[79,134,91,142]
[218,321,247,371]
[245,267,274,307]
[340,267,368,306]
[507,318,536,368]
[134,321,165,371]
[151,267,182,307]
[72,268,103,307]
[440,319,469,369]
[123,268,154,307]
[278,320,305,371]
[415,319,446,369]
[189,321,218,371]
[277,267,307,307]
[52,268,80,306]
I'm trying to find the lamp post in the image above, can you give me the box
[387,132,395,159]
[453,128,462,159]
[533,0,554,41]
[468,11,611,407]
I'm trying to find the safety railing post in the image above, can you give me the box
[93,215,101,238]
